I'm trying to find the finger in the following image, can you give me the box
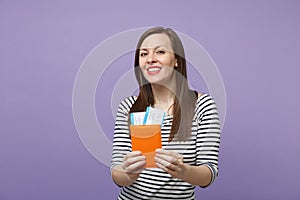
[126,151,142,158]
[156,149,182,160]
[155,152,178,164]
[155,161,180,179]
[155,161,168,172]
[177,155,184,164]
[123,151,142,164]
[156,148,163,153]
[125,155,145,167]
[125,160,146,173]
[155,156,181,171]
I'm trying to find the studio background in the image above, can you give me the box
[1,1,299,199]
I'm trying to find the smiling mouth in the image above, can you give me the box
[148,68,161,72]
[147,66,162,72]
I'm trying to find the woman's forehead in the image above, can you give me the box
[140,33,172,49]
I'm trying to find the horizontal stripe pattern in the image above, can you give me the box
[111,94,221,200]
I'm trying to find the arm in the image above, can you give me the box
[155,149,213,187]
[155,94,220,187]
[194,94,220,187]
[181,164,212,187]
[110,97,145,186]
[112,151,145,186]
[112,165,137,187]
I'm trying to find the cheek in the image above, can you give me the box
[139,65,146,76]
[162,56,176,66]
[139,58,145,68]
[170,57,177,66]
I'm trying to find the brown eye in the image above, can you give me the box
[140,52,147,57]
[156,50,165,55]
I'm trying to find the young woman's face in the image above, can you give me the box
[139,33,177,86]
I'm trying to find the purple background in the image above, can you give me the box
[1,1,300,199]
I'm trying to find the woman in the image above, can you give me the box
[111,27,221,199]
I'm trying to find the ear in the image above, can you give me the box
[175,59,178,67]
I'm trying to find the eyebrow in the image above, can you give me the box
[140,45,169,51]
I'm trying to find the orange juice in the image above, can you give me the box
[130,124,162,168]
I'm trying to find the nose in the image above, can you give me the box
[147,51,157,64]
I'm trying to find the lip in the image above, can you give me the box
[146,66,162,75]
[146,66,162,71]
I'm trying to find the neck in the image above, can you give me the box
[151,84,176,114]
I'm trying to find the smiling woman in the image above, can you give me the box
[110,27,221,200]
[138,34,177,87]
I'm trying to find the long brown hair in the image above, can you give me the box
[130,27,197,141]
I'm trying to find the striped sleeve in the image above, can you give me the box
[110,96,136,171]
[195,94,221,187]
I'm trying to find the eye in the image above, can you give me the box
[140,50,148,57]
[140,52,147,57]
[156,50,165,55]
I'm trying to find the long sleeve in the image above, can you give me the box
[110,96,136,171]
[195,94,221,187]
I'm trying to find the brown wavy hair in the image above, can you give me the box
[130,27,197,141]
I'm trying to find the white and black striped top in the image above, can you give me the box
[111,94,221,200]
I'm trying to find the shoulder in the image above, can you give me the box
[120,96,137,104]
[194,93,218,116]
[196,93,215,104]
[117,96,137,113]
[194,91,213,102]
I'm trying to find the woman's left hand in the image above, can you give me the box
[154,149,187,179]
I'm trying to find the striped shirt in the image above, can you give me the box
[111,94,221,200]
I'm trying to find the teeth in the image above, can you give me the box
[148,68,161,72]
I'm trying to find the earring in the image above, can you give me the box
[175,63,178,69]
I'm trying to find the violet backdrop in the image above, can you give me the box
[1,1,299,200]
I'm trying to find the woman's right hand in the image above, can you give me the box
[121,151,146,182]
